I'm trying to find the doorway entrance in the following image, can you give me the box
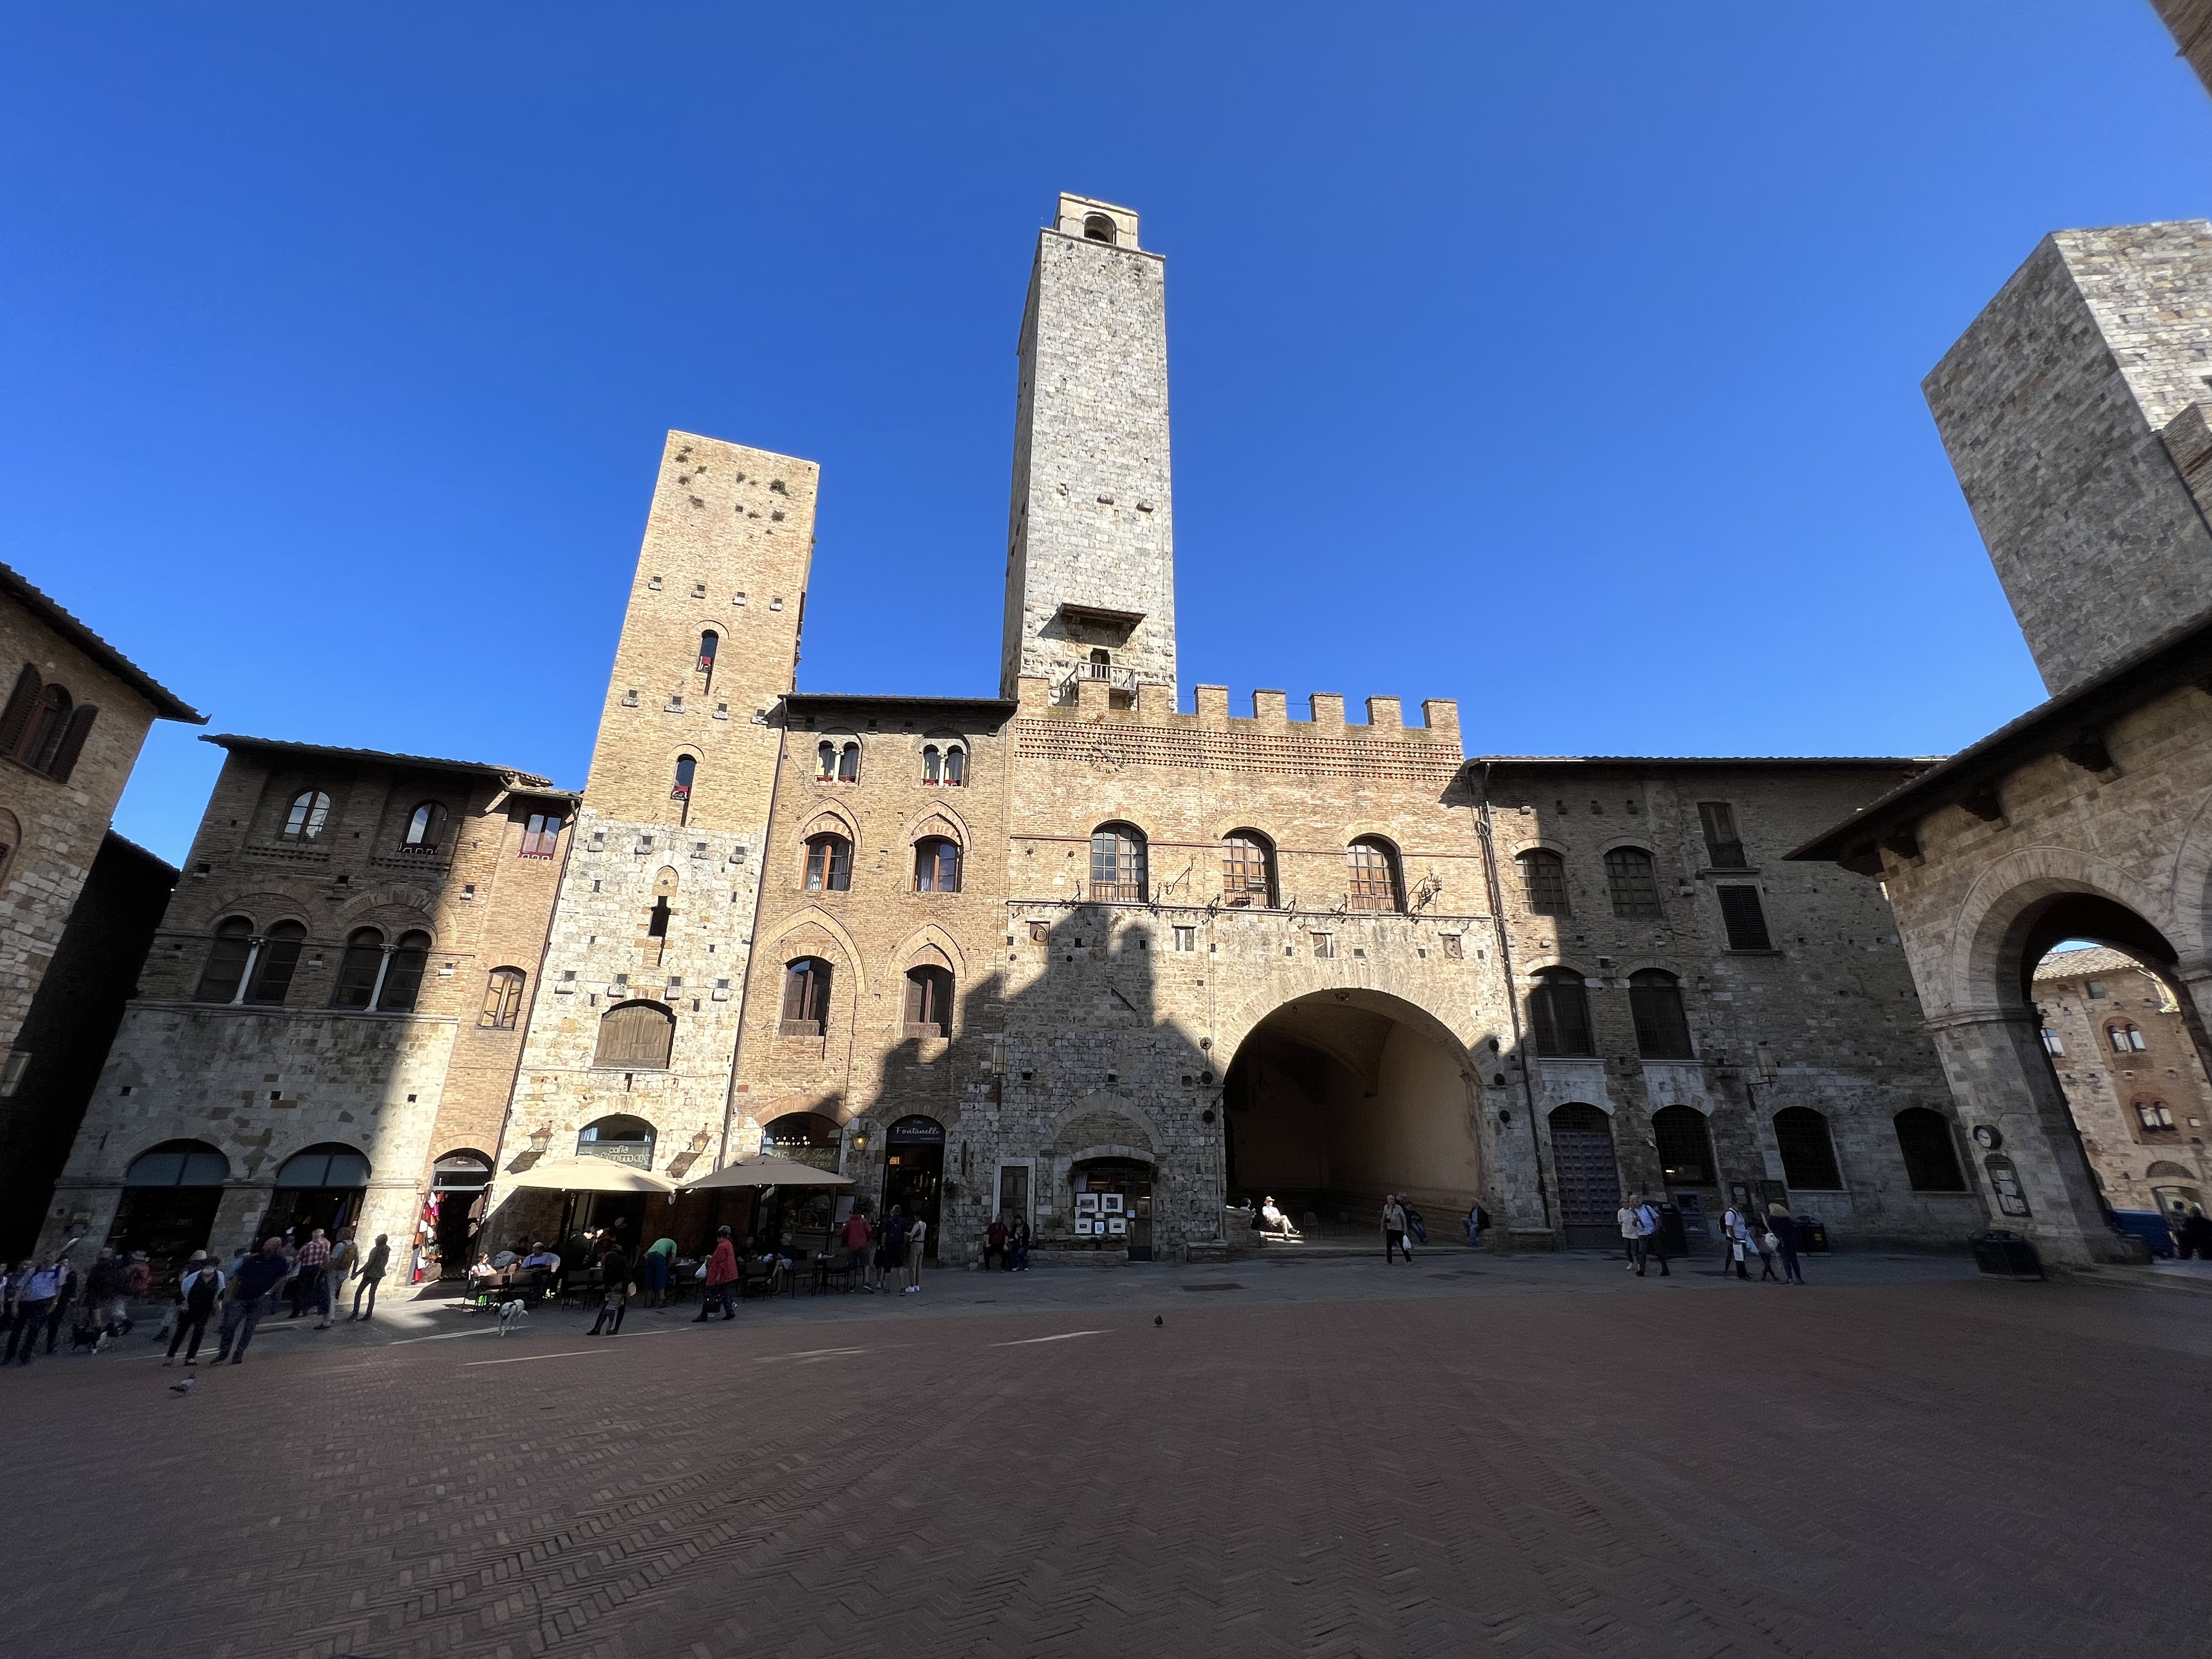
[262,1144,371,1243]
[431,1151,492,1278]
[109,1140,231,1285]
[881,1115,945,1260]
[1548,1104,1622,1249]
[1072,1158,1152,1258]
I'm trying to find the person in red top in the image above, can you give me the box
[984,1214,1009,1272]
[694,1226,739,1322]
[838,1208,872,1292]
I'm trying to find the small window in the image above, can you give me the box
[244,921,306,1005]
[1698,802,1748,868]
[331,928,385,1009]
[837,741,860,784]
[380,930,431,1013]
[1347,837,1404,912]
[2107,1021,2146,1053]
[519,811,563,859]
[915,837,961,894]
[1604,847,1663,919]
[2136,1100,2177,1131]
[1173,925,1196,952]
[284,790,332,841]
[195,917,255,1003]
[2040,1024,2064,1056]
[1893,1107,1966,1191]
[1312,932,1337,960]
[1222,831,1276,907]
[2084,979,2107,999]
[1082,212,1117,245]
[698,630,718,674]
[1091,823,1147,901]
[401,801,447,854]
[595,1001,676,1068]
[1628,969,1694,1060]
[1773,1106,1843,1190]
[1717,885,1773,951]
[904,964,954,1035]
[672,754,697,804]
[1529,968,1593,1057]
[943,744,966,786]
[1516,850,1570,917]
[815,740,837,782]
[922,744,941,785]
[804,832,852,891]
[780,957,832,1036]
[479,967,527,1030]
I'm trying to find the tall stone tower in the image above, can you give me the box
[500,431,818,1187]
[1926,220,2212,696]
[1000,193,1177,705]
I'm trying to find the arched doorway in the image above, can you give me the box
[430,1150,493,1279]
[881,1115,945,1259]
[264,1143,371,1241]
[1548,1104,1622,1250]
[1222,989,1480,1235]
[109,1140,229,1279]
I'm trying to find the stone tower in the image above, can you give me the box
[1000,193,1177,705]
[1925,220,2212,696]
[500,431,818,1182]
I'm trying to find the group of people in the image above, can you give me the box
[832,1203,931,1293]
[982,1211,1031,1271]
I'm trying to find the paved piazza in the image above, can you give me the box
[0,1252,2204,1658]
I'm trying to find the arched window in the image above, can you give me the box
[2107,1021,2146,1053]
[816,740,837,782]
[761,1112,841,1170]
[697,630,718,674]
[2,676,93,779]
[1651,1105,1714,1185]
[577,1113,656,1165]
[283,790,331,841]
[479,967,527,1030]
[1604,847,1662,919]
[594,1000,676,1068]
[195,916,255,1003]
[1516,849,1570,916]
[672,754,697,804]
[244,921,306,1005]
[1090,823,1147,901]
[401,801,447,854]
[1773,1107,1842,1190]
[837,740,860,784]
[905,963,954,1035]
[1893,1107,1966,1190]
[1628,969,1693,1060]
[1082,213,1117,244]
[519,810,563,859]
[273,1143,372,1188]
[123,1139,231,1187]
[804,831,852,892]
[922,744,942,784]
[1222,830,1276,907]
[380,930,431,1013]
[1088,647,1113,678]
[914,837,961,893]
[1528,968,1593,1057]
[2136,1099,2178,1132]
[1346,837,1404,912]
[15,683,69,768]
[943,744,966,786]
[780,958,832,1036]
[330,928,385,1009]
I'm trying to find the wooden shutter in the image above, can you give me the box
[1717,885,1772,951]
[0,665,38,757]
[45,705,96,782]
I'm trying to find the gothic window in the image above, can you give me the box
[1604,847,1663,919]
[1222,831,1275,906]
[905,964,954,1035]
[1773,1106,1843,1190]
[2107,1021,2147,1053]
[1083,213,1117,244]
[1516,849,1570,916]
[330,928,385,1009]
[1090,823,1147,901]
[519,811,563,858]
[243,921,307,1005]
[2136,1100,2178,1131]
[698,630,718,674]
[284,790,332,841]
[479,967,527,1030]
[594,1001,676,1069]
[1651,1105,1714,1185]
[380,930,432,1013]
[1346,837,1403,912]
[1528,968,1594,1057]
[914,837,961,894]
[1698,801,1748,868]
[195,917,255,1003]
[780,957,832,1036]
[1628,969,1694,1060]
[804,832,852,892]
[401,802,447,854]
[1893,1107,1966,1191]
[1717,885,1773,951]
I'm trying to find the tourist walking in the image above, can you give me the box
[164,1253,225,1365]
[905,1214,928,1292]
[1751,1213,1781,1281]
[217,1238,291,1365]
[588,1242,633,1335]
[1618,1195,1646,1274]
[696,1227,739,1321]
[1383,1194,1412,1262]
[878,1206,907,1293]
[6,1258,61,1366]
[84,1247,126,1336]
[1770,1205,1807,1285]
[350,1233,391,1321]
[839,1208,872,1290]
[1634,1196,1671,1277]
[43,1252,78,1355]
[296,1228,333,1328]
[1721,1202,1752,1279]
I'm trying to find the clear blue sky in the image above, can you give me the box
[4,4,2208,864]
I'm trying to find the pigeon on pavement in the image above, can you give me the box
[169,1376,195,1395]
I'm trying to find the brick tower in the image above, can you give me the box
[498,432,818,1193]
[1000,194,1177,705]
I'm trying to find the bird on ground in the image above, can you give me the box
[169,1376,195,1395]
[1154,1316,1163,1327]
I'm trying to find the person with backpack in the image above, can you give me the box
[164,1253,225,1365]
[350,1233,392,1321]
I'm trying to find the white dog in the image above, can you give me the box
[495,1299,529,1335]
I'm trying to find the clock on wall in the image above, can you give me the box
[1972,1124,2002,1151]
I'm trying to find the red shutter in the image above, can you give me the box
[0,665,38,758]
[45,705,97,782]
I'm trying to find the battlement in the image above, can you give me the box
[1013,676,1463,775]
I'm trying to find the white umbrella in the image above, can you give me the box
[682,1154,854,1192]
[499,1156,679,1195]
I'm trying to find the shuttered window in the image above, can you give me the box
[1604,847,1663,919]
[1717,885,1772,951]
[596,1000,676,1068]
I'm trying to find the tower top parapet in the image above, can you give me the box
[1051,193,1140,250]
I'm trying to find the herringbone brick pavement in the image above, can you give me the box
[0,1268,2204,1657]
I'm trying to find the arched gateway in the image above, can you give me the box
[1222,989,1483,1233]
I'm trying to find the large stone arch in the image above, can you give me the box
[2164,783,2212,970]
[1948,844,2179,1013]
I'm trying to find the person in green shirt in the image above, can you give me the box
[641,1235,678,1308]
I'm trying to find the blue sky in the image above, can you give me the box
[4,4,2208,864]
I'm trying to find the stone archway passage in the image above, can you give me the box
[1548,1104,1622,1250]
[1222,990,1479,1233]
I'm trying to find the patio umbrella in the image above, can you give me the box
[682,1154,854,1191]
[499,1156,679,1194]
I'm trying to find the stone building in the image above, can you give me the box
[2032,946,2210,1219]
[1796,220,2212,1265]
[0,561,201,1072]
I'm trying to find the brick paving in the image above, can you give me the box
[0,1255,2205,1658]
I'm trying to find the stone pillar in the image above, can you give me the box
[1926,1007,2131,1265]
